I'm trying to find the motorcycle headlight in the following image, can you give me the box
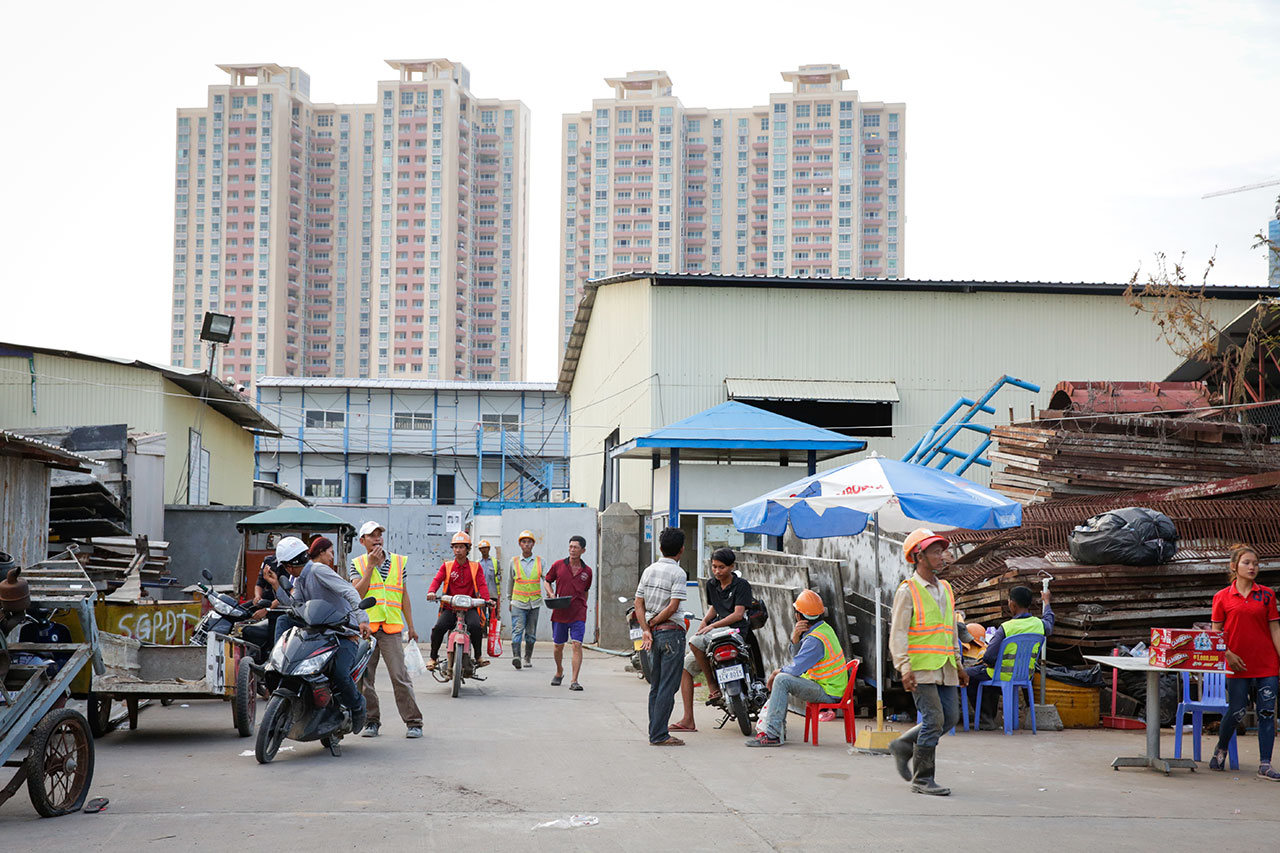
[268,636,290,670]
[211,598,236,616]
[293,649,334,676]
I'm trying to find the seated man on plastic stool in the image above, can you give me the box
[964,585,1053,729]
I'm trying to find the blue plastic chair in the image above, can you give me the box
[975,634,1044,734]
[1174,670,1238,769]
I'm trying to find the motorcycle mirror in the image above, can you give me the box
[201,569,214,582]
[359,596,377,610]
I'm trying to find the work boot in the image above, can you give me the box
[888,728,918,782]
[512,656,522,670]
[910,745,951,796]
[524,641,535,667]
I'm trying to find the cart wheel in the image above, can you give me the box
[234,661,258,737]
[160,698,175,707]
[26,708,94,818]
[87,695,115,738]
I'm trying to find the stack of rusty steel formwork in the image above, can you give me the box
[944,478,1280,656]
[989,414,1280,502]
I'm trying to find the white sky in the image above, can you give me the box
[1,0,1276,382]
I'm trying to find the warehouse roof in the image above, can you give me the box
[557,273,1276,393]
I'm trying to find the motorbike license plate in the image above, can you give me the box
[716,664,745,685]
[629,627,643,641]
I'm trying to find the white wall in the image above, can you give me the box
[499,506,599,644]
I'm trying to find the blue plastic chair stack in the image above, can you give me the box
[1174,670,1238,769]
[975,634,1045,734]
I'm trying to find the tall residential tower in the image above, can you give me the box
[171,60,529,384]
[559,65,905,347]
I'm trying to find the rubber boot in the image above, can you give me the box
[524,641,535,667]
[910,745,951,796]
[888,725,920,781]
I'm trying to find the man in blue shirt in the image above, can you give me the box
[964,585,1053,729]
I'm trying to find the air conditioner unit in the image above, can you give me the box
[551,489,569,503]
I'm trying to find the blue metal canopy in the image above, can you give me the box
[612,401,866,461]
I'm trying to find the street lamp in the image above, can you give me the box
[199,312,234,376]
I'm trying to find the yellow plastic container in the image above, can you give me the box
[1043,676,1101,728]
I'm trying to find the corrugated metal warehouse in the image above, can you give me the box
[557,273,1271,529]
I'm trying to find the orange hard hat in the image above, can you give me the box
[903,528,950,564]
[451,531,472,546]
[478,539,491,549]
[517,530,536,542]
[794,589,825,619]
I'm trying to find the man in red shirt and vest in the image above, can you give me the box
[350,521,423,739]
[427,531,491,670]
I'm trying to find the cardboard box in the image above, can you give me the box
[1149,628,1227,671]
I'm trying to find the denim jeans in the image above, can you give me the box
[274,613,298,645]
[762,673,836,739]
[910,683,960,748]
[647,629,686,743]
[510,606,540,649]
[1217,675,1278,763]
[331,637,365,714]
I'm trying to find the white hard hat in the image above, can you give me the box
[275,536,308,565]
[357,520,385,538]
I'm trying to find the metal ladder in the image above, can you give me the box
[901,375,1041,475]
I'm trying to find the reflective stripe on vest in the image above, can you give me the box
[801,621,849,697]
[510,556,543,603]
[354,552,407,633]
[985,615,1045,679]
[903,575,956,672]
[441,560,481,598]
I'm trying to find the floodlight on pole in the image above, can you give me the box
[198,312,235,378]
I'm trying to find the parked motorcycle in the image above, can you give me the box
[619,597,694,685]
[254,596,375,763]
[704,626,769,736]
[429,594,487,697]
[190,570,270,654]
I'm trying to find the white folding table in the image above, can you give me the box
[1084,655,1222,775]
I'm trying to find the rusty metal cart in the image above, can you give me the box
[1,560,104,817]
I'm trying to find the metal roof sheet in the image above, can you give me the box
[725,378,899,403]
[254,376,558,393]
[0,430,99,471]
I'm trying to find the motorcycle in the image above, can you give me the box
[254,596,375,763]
[430,594,487,697]
[704,626,769,736]
[190,569,271,657]
[620,597,694,685]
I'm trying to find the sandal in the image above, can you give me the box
[551,675,563,686]
[669,722,697,732]
[426,658,438,672]
[651,736,685,746]
[1209,749,1228,771]
[569,682,583,691]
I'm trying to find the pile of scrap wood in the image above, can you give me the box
[60,537,173,598]
[945,475,1280,656]
[990,414,1280,502]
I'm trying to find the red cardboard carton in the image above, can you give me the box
[1149,628,1227,671]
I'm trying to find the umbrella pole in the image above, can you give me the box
[874,511,884,733]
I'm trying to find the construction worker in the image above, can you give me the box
[348,521,423,740]
[476,539,499,663]
[746,589,848,747]
[965,585,1053,729]
[427,531,490,669]
[507,530,542,669]
[888,528,969,796]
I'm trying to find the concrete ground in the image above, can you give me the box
[2,645,1276,851]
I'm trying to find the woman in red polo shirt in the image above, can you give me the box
[1209,544,1280,779]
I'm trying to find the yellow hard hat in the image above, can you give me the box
[451,531,472,546]
[903,528,950,564]
[795,589,825,619]
[478,539,491,549]
[517,530,536,543]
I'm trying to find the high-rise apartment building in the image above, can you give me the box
[559,65,905,346]
[171,60,529,384]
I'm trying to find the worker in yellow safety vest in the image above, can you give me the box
[746,589,848,748]
[888,528,969,796]
[349,520,423,740]
[507,530,542,669]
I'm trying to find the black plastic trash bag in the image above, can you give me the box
[1067,506,1178,566]
[1042,663,1104,688]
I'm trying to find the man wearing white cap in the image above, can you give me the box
[349,520,423,739]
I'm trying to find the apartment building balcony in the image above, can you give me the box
[290,139,303,154]
[457,184,469,197]
[457,261,468,274]
[686,157,707,168]
[751,156,768,167]
[458,196,469,213]
[476,223,498,235]
[459,150,470,166]
[687,188,706,199]
[579,143,591,156]
[863,250,883,259]
[577,268,589,279]
[477,177,499,189]
[863,168,884,179]
[863,201,883,210]
[478,129,500,142]
[863,151,884,162]
[310,209,333,222]
[473,331,496,343]
[687,142,707,152]
[752,140,768,151]
[288,248,301,261]
[309,226,333,237]
[751,187,768,198]
[685,237,706,247]
[313,135,334,147]
[476,148,498,162]
[578,173,592,186]
[310,271,333,283]
[750,251,768,261]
